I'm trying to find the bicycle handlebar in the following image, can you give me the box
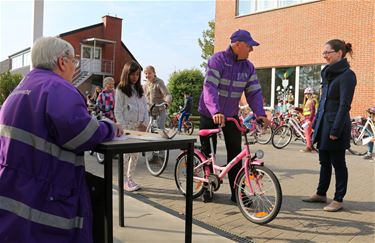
[150,102,168,113]
[226,117,247,133]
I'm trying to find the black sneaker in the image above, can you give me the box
[230,196,237,203]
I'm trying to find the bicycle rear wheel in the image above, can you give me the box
[272,125,292,149]
[184,121,194,135]
[145,150,169,176]
[174,151,205,199]
[348,125,371,156]
[235,165,282,224]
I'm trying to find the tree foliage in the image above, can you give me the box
[198,20,215,68]
[167,69,204,116]
[0,71,23,105]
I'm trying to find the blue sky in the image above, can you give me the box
[0,0,215,82]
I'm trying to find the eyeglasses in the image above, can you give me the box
[322,50,336,56]
[62,55,80,68]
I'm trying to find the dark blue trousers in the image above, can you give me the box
[317,149,348,202]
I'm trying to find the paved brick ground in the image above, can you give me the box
[86,134,375,242]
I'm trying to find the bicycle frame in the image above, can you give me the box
[192,118,264,196]
[288,116,305,140]
[355,116,375,143]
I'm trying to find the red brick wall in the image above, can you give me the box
[215,0,375,116]
[61,15,134,85]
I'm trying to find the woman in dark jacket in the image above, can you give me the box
[303,39,356,212]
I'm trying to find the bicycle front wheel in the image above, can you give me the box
[235,165,282,225]
[348,125,371,156]
[145,150,169,176]
[272,125,292,149]
[174,151,206,199]
[184,121,194,135]
[255,124,273,144]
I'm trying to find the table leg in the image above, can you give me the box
[185,143,194,243]
[118,154,125,227]
[104,153,113,243]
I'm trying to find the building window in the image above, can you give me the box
[298,65,321,106]
[275,67,296,106]
[11,55,23,70]
[24,52,31,67]
[256,68,272,107]
[236,0,316,16]
[236,0,255,16]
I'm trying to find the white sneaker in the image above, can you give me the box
[124,180,140,192]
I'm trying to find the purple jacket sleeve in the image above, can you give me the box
[45,82,115,153]
[245,66,266,117]
[203,55,223,117]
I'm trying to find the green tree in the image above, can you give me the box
[0,71,23,105]
[198,20,215,68]
[167,69,204,116]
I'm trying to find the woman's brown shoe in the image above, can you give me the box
[302,194,327,203]
[324,201,343,212]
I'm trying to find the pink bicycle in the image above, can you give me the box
[174,117,282,224]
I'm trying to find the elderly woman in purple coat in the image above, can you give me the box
[0,37,122,242]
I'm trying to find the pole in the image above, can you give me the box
[31,0,44,70]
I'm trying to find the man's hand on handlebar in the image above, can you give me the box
[213,113,225,127]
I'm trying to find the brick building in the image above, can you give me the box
[215,0,374,116]
[0,15,139,96]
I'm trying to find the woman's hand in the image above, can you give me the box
[115,123,124,137]
[137,123,147,132]
[329,135,338,140]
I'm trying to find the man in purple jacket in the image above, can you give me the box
[198,29,269,203]
[0,37,123,242]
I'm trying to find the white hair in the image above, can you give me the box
[31,36,74,70]
[103,76,114,86]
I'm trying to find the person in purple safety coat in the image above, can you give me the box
[198,29,270,203]
[0,37,123,243]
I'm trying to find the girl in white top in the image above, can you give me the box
[115,61,149,192]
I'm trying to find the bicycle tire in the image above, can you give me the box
[235,165,282,225]
[348,125,371,156]
[272,125,292,149]
[184,121,194,135]
[174,151,206,199]
[145,150,169,176]
[255,123,273,144]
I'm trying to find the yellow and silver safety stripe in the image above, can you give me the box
[218,90,242,98]
[0,125,84,166]
[248,73,258,82]
[63,118,99,150]
[206,76,219,86]
[207,67,220,79]
[231,91,242,98]
[0,196,83,230]
[245,83,262,94]
[232,81,246,88]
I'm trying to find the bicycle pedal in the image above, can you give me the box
[202,190,213,203]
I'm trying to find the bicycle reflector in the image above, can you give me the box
[255,150,264,159]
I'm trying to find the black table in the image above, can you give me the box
[94,133,196,243]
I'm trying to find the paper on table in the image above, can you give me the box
[113,134,129,141]
[362,136,374,145]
